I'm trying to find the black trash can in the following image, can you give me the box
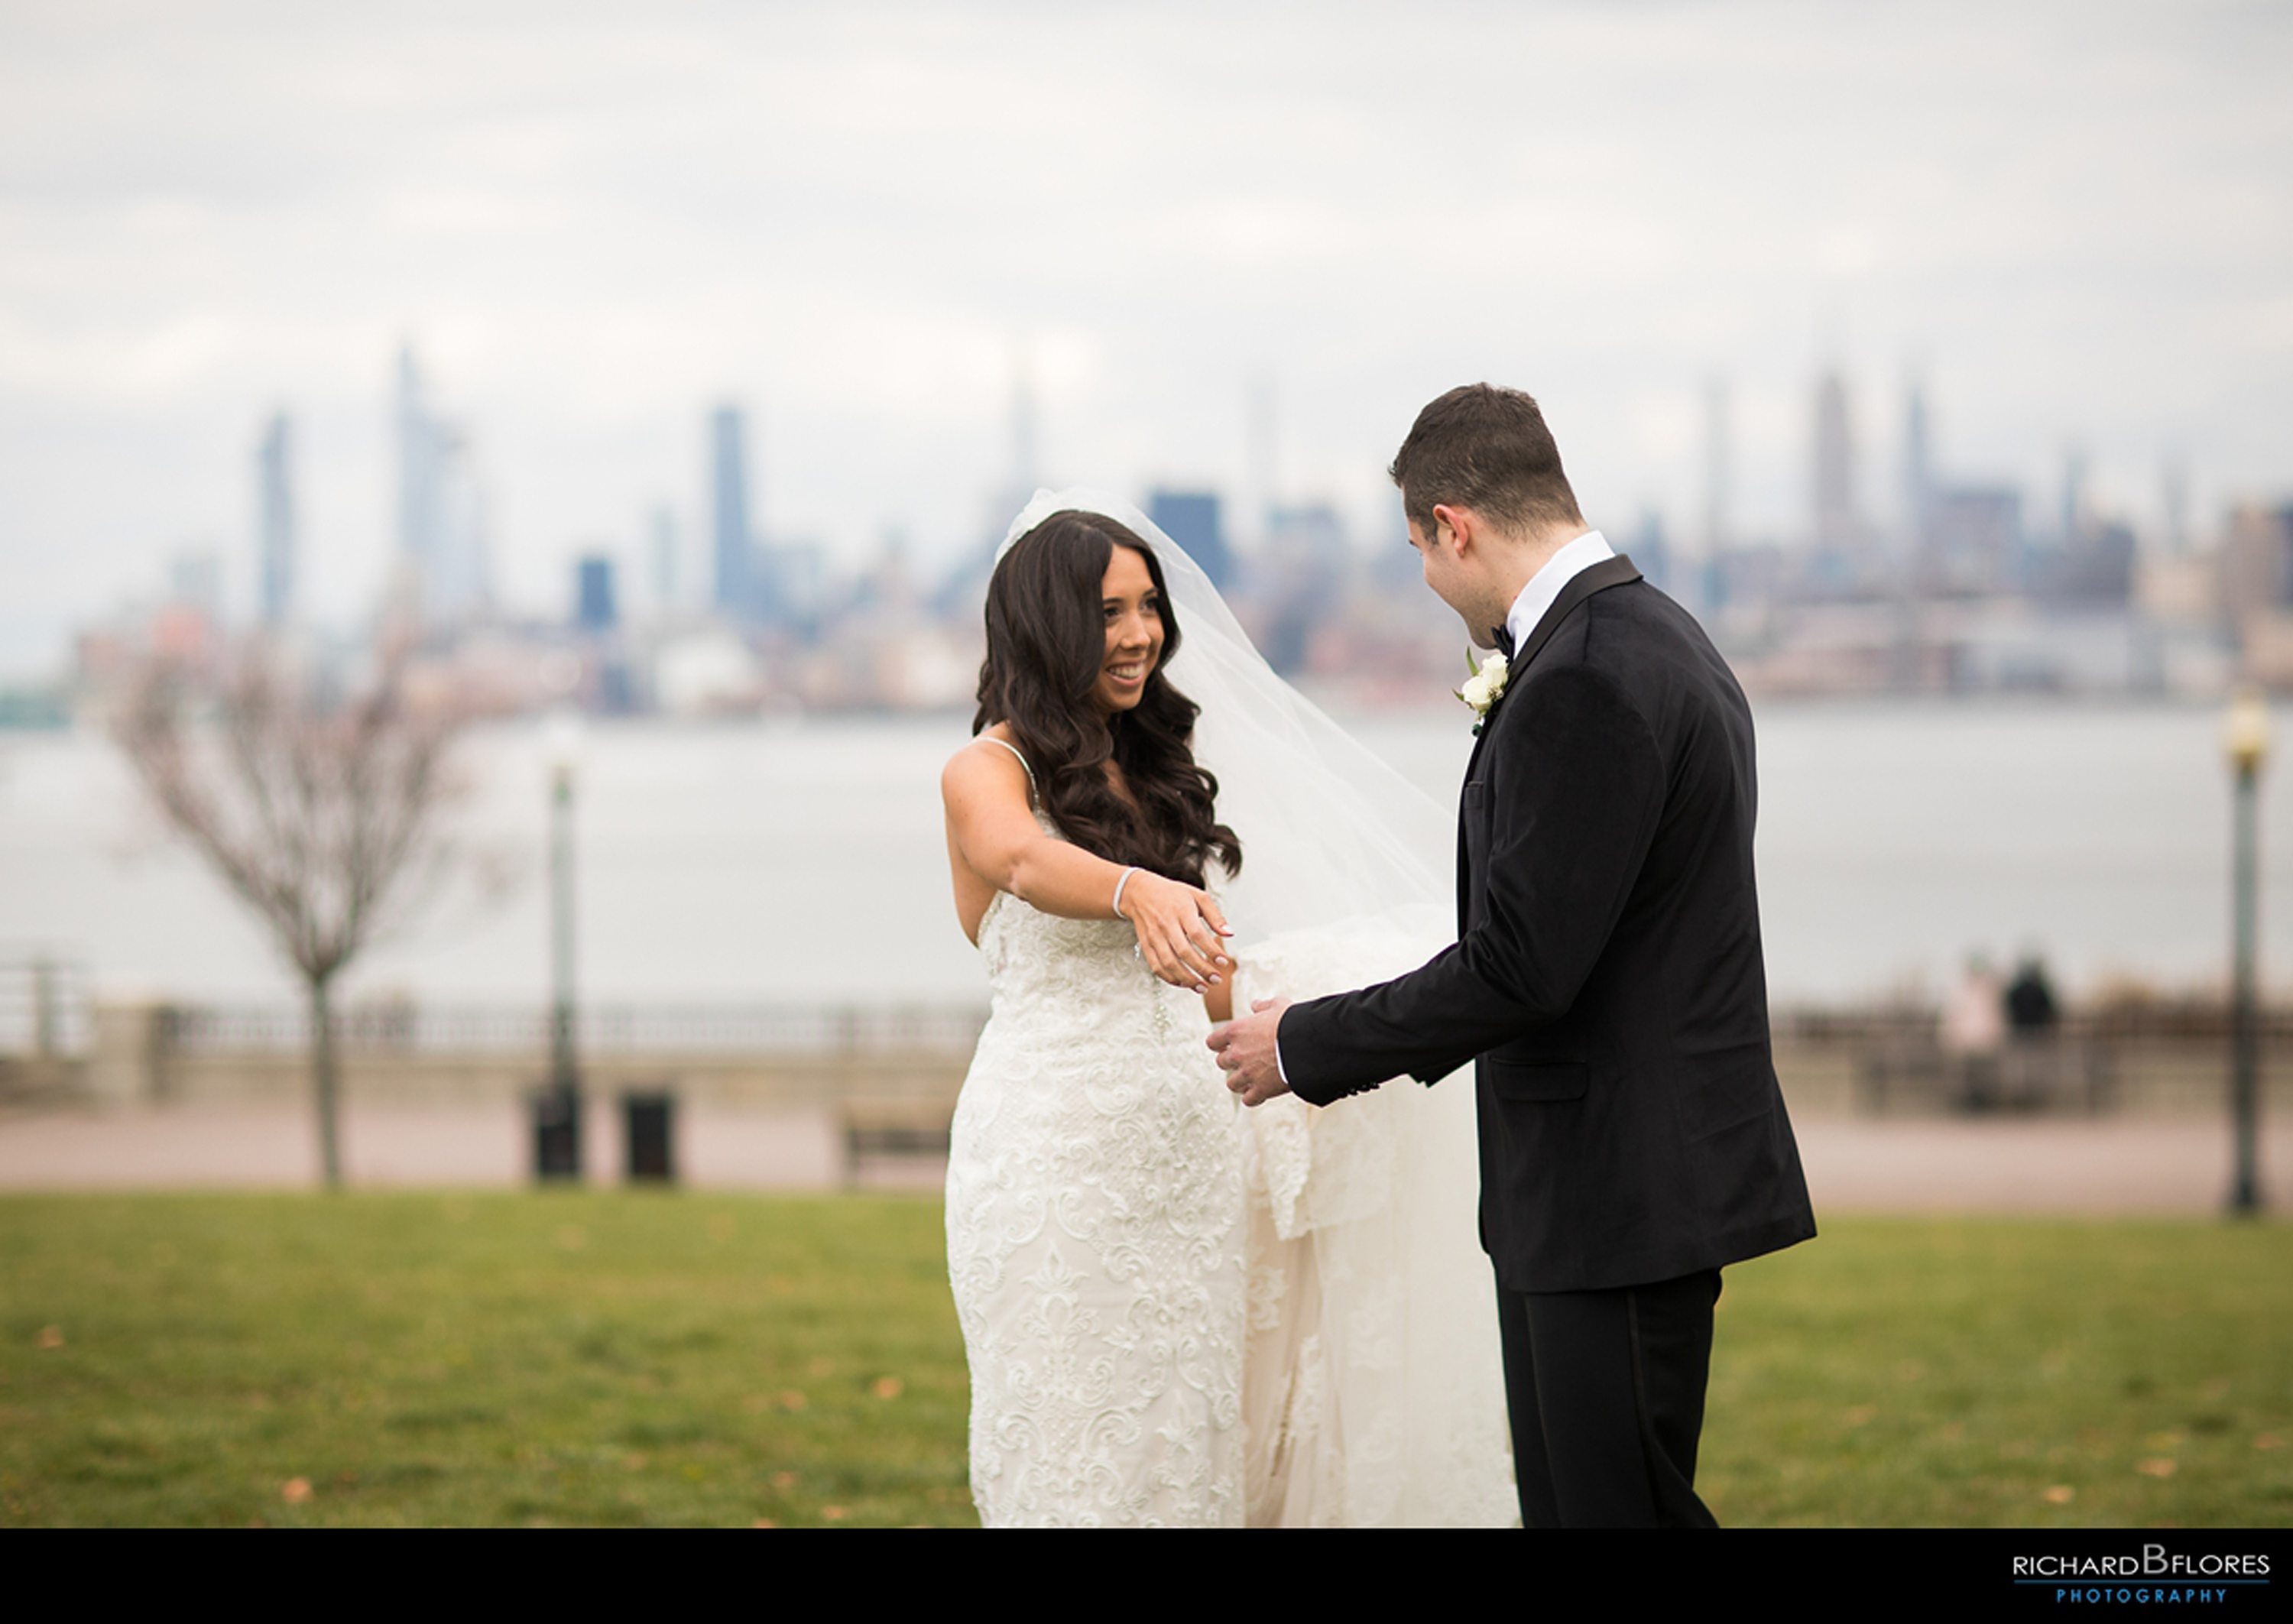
[623,1090,676,1185]
[531,1083,583,1183]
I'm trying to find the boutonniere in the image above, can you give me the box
[1457,649,1510,736]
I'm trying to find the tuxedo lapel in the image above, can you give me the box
[1460,553,1642,777]
[1512,553,1643,676]
[1452,553,1645,932]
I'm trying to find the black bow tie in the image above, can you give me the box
[1489,623,1516,660]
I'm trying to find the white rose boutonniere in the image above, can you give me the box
[1456,649,1510,735]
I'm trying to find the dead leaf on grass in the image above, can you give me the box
[2042,1485,2076,1504]
[2136,1458,2177,1479]
[873,1376,904,1400]
[281,1477,313,1504]
[36,1325,63,1350]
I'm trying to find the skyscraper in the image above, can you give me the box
[2060,448,2090,543]
[1812,368,1857,553]
[257,410,295,627]
[649,504,679,612]
[979,350,1041,549]
[1902,378,1933,553]
[397,347,443,595]
[1701,376,1730,560]
[1146,490,1233,588]
[1692,375,1730,614]
[2162,458,2191,557]
[711,405,754,617]
[1258,503,1348,675]
[576,556,618,633]
[395,344,490,623]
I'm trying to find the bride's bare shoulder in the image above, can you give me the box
[942,725,1028,802]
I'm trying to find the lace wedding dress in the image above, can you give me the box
[943,743,1516,1528]
[945,743,1247,1528]
[947,488,1515,1529]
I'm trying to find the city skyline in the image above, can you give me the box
[79,344,2252,631]
[2,2,2288,676]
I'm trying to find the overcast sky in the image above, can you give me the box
[2,0,2288,676]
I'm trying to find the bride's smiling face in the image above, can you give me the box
[1090,544,1164,714]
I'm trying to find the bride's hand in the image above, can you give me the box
[1117,871,1234,994]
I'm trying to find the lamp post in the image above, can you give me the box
[537,708,584,1182]
[2224,689,2269,1216]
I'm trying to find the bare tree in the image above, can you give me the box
[112,643,475,1188]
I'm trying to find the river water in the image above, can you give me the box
[0,699,2282,1009]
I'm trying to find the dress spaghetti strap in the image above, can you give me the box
[977,734,1039,806]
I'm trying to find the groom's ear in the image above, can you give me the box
[1430,503,1471,557]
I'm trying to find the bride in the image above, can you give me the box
[940,491,1514,1528]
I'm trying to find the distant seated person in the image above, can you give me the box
[2004,955,2059,1038]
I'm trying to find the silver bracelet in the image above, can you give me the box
[1111,866,1142,920]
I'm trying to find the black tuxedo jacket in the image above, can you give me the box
[1280,556,1817,1295]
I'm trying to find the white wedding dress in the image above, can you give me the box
[945,766,1248,1527]
[944,489,1516,1530]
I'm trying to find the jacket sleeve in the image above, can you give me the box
[1279,663,1666,1105]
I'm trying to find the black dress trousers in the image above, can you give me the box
[1495,1268,1723,1528]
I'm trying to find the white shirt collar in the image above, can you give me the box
[1503,529,1614,659]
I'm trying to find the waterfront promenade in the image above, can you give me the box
[3,984,2285,1211]
[0,1100,2282,1213]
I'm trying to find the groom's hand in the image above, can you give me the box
[1208,997,1292,1108]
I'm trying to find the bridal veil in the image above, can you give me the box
[997,489,1516,1528]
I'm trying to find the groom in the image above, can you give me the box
[1208,383,1816,1529]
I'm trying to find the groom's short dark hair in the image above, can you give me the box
[1390,384,1584,541]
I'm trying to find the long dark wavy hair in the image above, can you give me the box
[974,510,1241,889]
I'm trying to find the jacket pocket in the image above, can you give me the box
[1487,1059,1589,1103]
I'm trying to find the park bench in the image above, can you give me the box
[1857,1030,2116,1116]
[840,1099,955,1188]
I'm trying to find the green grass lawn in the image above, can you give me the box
[1704,1218,2293,1527]
[0,1194,2287,1527]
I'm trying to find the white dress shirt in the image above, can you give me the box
[1500,528,1613,657]
[1270,527,1614,1090]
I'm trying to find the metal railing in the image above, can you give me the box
[0,957,92,1058]
[165,1000,990,1058]
[19,975,2290,1071]
[1773,1003,2293,1047]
